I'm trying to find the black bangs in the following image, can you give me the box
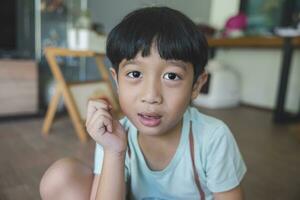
[106,6,208,80]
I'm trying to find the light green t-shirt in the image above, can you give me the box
[94,106,246,200]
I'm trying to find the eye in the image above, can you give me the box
[127,71,142,79]
[163,72,181,80]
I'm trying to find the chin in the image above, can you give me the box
[131,118,166,136]
[136,126,165,136]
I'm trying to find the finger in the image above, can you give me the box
[87,121,100,136]
[86,99,109,122]
[86,99,112,122]
[86,108,112,128]
[90,98,113,111]
[89,114,113,134]
[97,97,113,109]
[88,123,106,139]
[87,115,112,136]
[102,116,113,133]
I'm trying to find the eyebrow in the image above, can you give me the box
[166,60,188,71]
[121,59,188,71]
[121,59,141,68]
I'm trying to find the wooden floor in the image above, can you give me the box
[0,106,300,200]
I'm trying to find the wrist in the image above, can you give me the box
[104,150,126,160]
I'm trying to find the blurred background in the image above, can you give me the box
[0,0,300,199]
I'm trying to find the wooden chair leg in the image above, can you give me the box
[63,88,88,143]
[42,84,62,135]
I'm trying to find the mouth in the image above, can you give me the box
[137,112,162,127]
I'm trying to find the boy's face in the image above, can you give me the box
[111,46,207,136]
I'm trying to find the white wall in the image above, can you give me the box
[215,49,300,113]
[209,0,240,29]
[88,0,211,33]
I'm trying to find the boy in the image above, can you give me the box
[40,6,246,200]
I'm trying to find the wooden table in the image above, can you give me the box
[208,36,300,48]
[207,36,300,124]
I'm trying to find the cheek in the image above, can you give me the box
[117,84,137,112]
[163,83,192,105]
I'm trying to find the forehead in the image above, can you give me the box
[119,47,192,71]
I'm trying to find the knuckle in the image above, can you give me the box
[88,99,106,108]
[99,115,105,121]
[87,99,96,107]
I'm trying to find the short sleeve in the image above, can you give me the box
[205,124,247,193]
[93,143,104,174]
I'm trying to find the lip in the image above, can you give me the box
[138,112,162,127]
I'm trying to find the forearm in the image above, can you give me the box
[96,151,126,200]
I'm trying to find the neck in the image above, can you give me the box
[137,119,183,171]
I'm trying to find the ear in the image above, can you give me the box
[191,71,208,100]
[110,68,119,90]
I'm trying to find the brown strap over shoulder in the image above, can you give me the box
[189,121,205,200]
[127,128,131,158]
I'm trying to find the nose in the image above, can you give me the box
[141,78,162,104]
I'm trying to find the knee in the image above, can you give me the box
[40,157,93,200]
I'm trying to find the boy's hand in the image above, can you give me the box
[86,99,127,155]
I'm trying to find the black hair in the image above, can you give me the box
[106,6,208,83]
